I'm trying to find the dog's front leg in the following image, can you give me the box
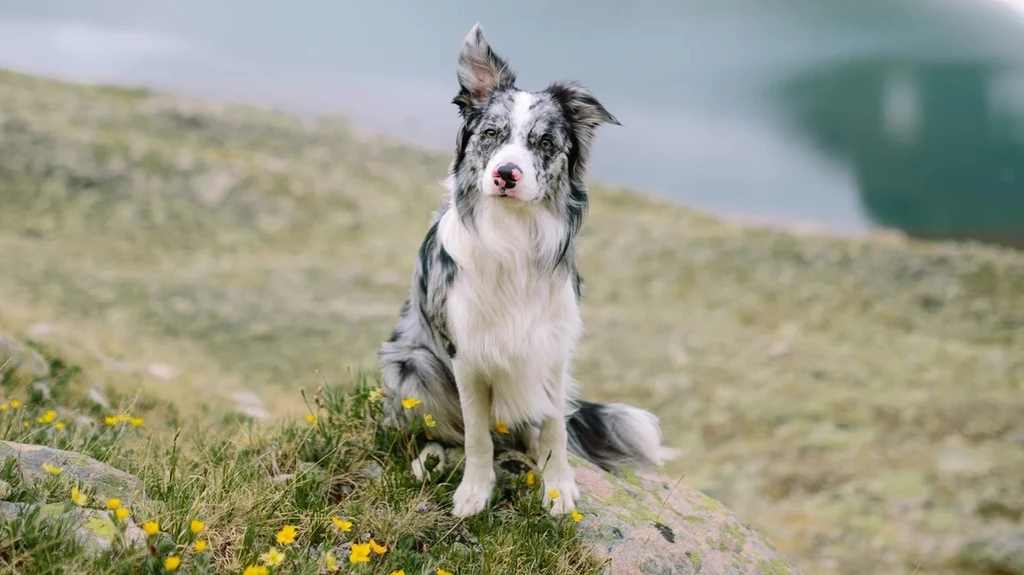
[538,368,580,516]
[451,361,496,517]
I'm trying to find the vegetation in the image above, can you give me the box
[0,353,593,575]
[1,67,1023,574]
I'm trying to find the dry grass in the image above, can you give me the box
[1,67,1023,574]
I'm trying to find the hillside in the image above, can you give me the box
[1,68,1023,574]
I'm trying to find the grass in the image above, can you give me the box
[0,350,596,575]
[0,66,1023,574]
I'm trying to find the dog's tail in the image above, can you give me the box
[565,398,679,471]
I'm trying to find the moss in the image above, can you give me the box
[756,558,795,575]
[79,512,117,541]
[690,551,702,572]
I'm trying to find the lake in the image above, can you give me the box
[2,0,1023,243]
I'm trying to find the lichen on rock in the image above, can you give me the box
[0,501,146,554]
[0,441,146,507]
[494,452,800,575]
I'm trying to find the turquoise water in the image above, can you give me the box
[2,0,1022,243]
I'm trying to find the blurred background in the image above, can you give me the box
[1,2,1023,575]
[2,0,1023,245]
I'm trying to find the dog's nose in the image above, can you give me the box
[492,163,523,188]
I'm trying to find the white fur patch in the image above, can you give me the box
[439,203,580,428]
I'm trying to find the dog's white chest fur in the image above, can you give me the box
[438,203,581,426]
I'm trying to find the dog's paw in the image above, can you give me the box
[452,472,496,518]
[412,443,446,482]
[543,470,581,517]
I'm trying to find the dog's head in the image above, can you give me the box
[448,23,619,213]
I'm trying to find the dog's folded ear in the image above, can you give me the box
[453,23,517,111]
[546,81,621,129]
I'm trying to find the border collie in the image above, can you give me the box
[379,23,677,518]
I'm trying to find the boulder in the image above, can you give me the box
[0,441,147,507]
[495,453,801,575]
[954,527,1024,575]
[0,501,146,554]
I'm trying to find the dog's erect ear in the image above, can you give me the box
[454,23,517,110]
[547,81,621,129]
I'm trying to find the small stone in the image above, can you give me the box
[87,387,111,410]
[146,363,177,381]
[231,391,269,419]
[27,323,55,339]
[30,381,52,401]
[0,479,10,500]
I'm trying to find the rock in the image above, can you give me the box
[494,453,801,575]
[146,363,177,381]
[231,390,269,419]
[0,332,51,388]
[954,527,1024,575]
[0,501,146,554]
[87,387,111,410]
[0,442,147,507]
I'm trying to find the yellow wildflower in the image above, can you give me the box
[276,524,297,545]
[71,486,88,507]
[389,571,406,575]
[22,421,29,428]
[106,498,121,510]
[331,516,352,532]
[41,462,62,475]
[142,521,160,536]
[349,542,371,564]
[243,567,268,575]
[525,470,535,487]
[0,403,7,411]
[54,421,66,430]
[190,519,205,534]
[548,489,560,501]
[401,397,421,409]
[494,420,509,434]
[423,414,437,428]
[305,414,317,424]
[115,508,130,521]
[325,551,339,571]
[368,388,385,401]
[37,410,57,424]
[104,415,118,426]
[369,538,388,555]
[437,569,454,575]
[572,509,583,522]
[425,430,434,440]
[260,547,285,567]
[10,400,20,409]
[128,417,144,427]
[194,539,207,552]
[164,555,181,571]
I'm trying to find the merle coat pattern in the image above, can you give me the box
[379,23,677,518]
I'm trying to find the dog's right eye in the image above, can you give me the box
[482,128,498,139]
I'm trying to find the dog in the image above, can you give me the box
[379,23,678,518]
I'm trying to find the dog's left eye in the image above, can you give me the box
[482,128,498,138]
[538,137,554,149]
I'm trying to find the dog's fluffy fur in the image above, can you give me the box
[379,23,678,517]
